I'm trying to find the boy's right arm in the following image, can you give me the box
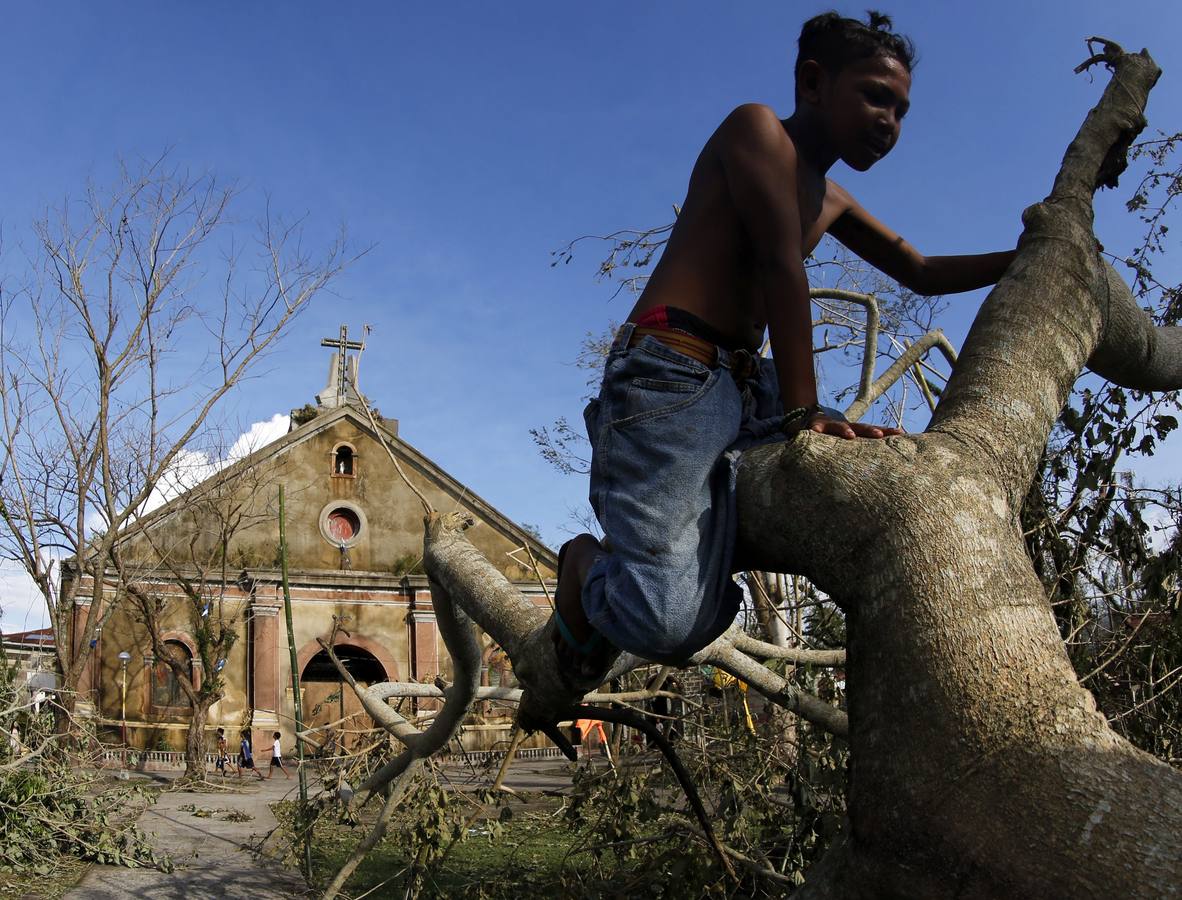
[716,106,886,440]
[826,188,1016,295]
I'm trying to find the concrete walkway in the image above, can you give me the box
[66,771,311,900]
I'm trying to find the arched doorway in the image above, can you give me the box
[300,645,387,754]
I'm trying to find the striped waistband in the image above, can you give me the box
[629,326,718,367]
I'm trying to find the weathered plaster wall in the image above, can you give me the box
[124,413,556,581]
[79,405,558,753]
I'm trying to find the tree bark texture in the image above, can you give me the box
[184,701,210,781]
[419,43,1181,899]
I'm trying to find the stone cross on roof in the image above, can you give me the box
[316,324,367,409]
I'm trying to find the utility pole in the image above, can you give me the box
[279,484,313,882]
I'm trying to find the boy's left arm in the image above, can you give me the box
[827,189,1016,295]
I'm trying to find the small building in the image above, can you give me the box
[66,326,556,756]
[1,627,58,712]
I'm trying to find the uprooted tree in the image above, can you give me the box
[325,41,1179,899]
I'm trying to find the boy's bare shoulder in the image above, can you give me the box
[726,102,781,123]
[717,103,791,143]
[710,104,799,179]
[823,178,858,216]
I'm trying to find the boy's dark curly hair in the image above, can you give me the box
[794,10,917,91]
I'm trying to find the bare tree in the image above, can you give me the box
[0,155,353,736]
[122,447,276,779]
[353,41,1180,899]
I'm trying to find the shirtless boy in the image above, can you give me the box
[551,11,1016,684]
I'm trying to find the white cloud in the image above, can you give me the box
[140,413,290,515]
[0,558,49,633]
[227,413,290,463]
[142,448,221,514]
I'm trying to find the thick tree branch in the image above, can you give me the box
[1087,262,1182,389]
[422,513,545,659]
[728,42,1182,899]
[929,43,1166,503]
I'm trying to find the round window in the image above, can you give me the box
[326,507,361,542]
[319,501,367,549]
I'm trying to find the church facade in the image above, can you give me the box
[68,327,557,756]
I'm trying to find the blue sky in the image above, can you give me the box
[2,1,1180,630]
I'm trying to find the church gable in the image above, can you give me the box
[119,338,556,585]
[259,409,557,581]
[74,326,556,757]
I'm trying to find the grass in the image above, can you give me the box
[276,793,670,899]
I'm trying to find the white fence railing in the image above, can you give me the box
[98,744,568,770]
[99,748,218,769]
[446,746,567,764]
[95,742,567,771]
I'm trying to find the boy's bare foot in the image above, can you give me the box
[550,535,619,692]
[554,535,602,645]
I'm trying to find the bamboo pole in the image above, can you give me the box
[279,484,313,882]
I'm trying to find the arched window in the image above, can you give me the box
[333,444,355,476]
[151,640,193,708]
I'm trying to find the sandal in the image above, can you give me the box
[551,609,617,693]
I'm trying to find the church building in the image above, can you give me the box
[68,326,557,756]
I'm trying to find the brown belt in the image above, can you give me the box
[628,326,759,379]
[629,326,719,367]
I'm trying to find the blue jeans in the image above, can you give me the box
[580,323,786,662]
